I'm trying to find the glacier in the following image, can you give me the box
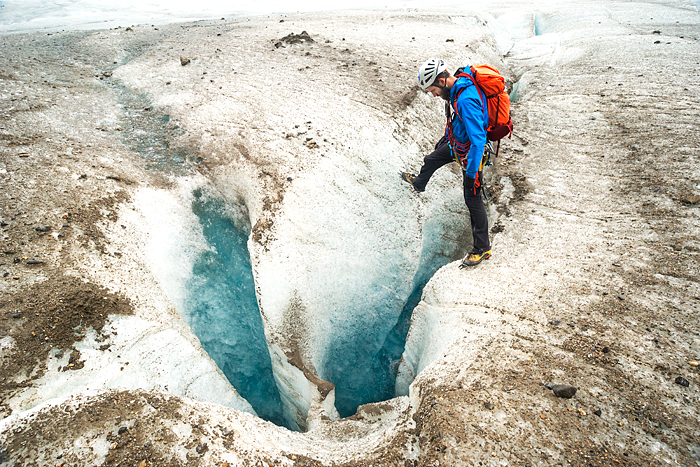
[0,0,506,430]
[2,0,698,465]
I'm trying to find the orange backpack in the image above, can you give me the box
[455,64,513,153]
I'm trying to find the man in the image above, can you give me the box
[401,58,491,267]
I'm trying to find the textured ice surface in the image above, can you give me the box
[111,80,289,426]
[3,312,255,416]
[130,181,295,427]
[250,129,473,419]
[114,84,195,174]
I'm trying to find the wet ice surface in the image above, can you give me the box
[115,85,195,174]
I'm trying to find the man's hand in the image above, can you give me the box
[464,176,476,191]
[464,172,482,192]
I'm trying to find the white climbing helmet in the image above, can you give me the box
[418,58,447,91]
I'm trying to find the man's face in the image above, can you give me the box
[427,78,449,101]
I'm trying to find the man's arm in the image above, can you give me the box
[453,88,488,178]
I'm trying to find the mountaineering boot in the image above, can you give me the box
[459,249,492,268]
[400,172,424,193]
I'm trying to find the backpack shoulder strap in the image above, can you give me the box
[454,72,487,123]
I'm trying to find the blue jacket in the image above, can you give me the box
[447,72,489,179]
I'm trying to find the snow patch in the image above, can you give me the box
[4,314,254,416]
[499,176,515,204]
[132,179,209,308]
[0,336,15,359]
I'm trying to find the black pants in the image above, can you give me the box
[413,143,491,253]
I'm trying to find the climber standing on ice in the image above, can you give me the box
[402,58,512,267]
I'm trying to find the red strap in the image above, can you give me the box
[456,73,488,132]
[456,72,487,119]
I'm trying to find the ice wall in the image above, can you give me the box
[253,136,470,418]
[185,189,289,428]
[128,180,299,428]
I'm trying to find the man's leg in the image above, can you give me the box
[410,143,454,192]
[463,171,490,254]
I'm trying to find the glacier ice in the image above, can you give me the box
[110,81,292,426]
[324,213,469,416]
[131,170,469,426]
[184,188,290,428]
[132,182,293,428]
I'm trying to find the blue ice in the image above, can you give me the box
[324,215,468,417]
[183,189,292,429]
